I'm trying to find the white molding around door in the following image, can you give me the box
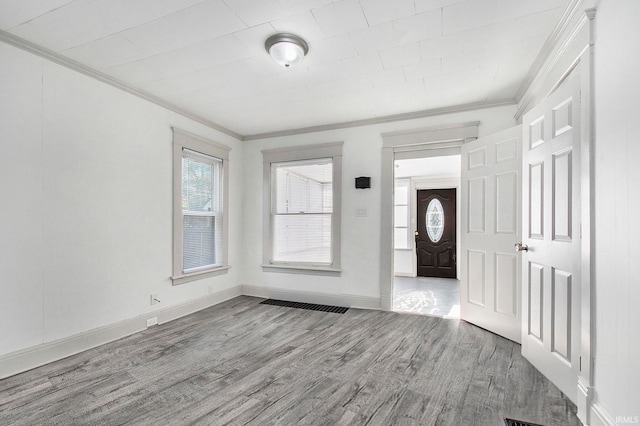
[380,122,478,311]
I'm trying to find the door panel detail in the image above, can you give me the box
[496,137,518,163]
[552,269,572,361]
[468,148,486,169]
[495,171,518,234]
[529,117,545,149]
[528,262,544,341]
[467,250,485,307]
[552,149,572,241]
[467,178,486,233]
[418,249,434,267]
[529,162,544,239]
[553,99,573,137]
[495,253,517,317]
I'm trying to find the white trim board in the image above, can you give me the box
[379,122,478,311]
[0,286,241,380]
[515,2,597,121]
[242,285,381,310]
[589,403,617,426]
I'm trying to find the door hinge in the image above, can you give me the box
[579,356,582,372]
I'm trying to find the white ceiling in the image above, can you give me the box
[0,0,571,138]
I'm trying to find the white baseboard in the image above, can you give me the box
[577,377,593,424]
[0,285,378,380]
[589,402,616,426]
[158,286,241,324]
[242,284,381,310]
[0,286,241,380]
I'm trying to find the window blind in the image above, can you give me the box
[182,150,223,272]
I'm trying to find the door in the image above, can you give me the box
[521,77,581,403]
[461,126,522,343]
[416,189,456,278]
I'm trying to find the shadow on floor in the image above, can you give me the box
[393,276,460,319]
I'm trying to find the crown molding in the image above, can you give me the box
[0,30,516,143]
[515,0,584,102]
[514,0,596,121]
[242,99,515,141]
[0,30,242,141]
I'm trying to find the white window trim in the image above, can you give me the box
[172,128,230,285]
[262,142,343,275]
[394,178,411,250]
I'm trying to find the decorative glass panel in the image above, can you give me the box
[426,199,445,243]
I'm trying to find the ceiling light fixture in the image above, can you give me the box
[265,33,309,68]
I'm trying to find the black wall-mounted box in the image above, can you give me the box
[355,176,371,189]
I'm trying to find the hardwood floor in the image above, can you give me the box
[0,296,580,425]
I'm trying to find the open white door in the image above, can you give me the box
[461,126,522,343]
[521,77,582,403]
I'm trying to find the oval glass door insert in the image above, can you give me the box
[426,199,445,242]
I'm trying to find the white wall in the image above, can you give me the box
[592,0,640,421]
[241,106,516,306]
[0,42,243,358]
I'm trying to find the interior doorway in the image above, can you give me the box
[392,155,461,318]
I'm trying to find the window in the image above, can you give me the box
[262,142,342,274]
[172,129,230,285]
[394,178,410,249]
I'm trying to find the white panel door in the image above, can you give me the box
[461,126,521,343]
[521,77,581,403]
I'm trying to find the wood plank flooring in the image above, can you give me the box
[0,296,580,425]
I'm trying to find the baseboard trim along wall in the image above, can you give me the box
[0,286,241,380]
[242,284,381,310]
[589,402,617,426]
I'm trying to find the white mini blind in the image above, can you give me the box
[182,148,223,272]
[271,159,332,264]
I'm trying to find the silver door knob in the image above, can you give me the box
[515,243,528,252]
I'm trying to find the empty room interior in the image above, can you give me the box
[0,0,638,425]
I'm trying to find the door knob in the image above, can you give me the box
[514,243,529,252]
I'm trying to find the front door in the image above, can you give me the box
[460,125,522,343]
[416,189,456,278]
[521,76,581,403]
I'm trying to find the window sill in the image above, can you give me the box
[261,264,342,277]
[172,266,230,286]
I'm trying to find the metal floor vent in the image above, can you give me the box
[260,299,349,314]
[504,418,544,426]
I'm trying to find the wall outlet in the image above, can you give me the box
[150,294,160,305]
[146,317,158,327]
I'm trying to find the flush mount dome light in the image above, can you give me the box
[265,33,309,68]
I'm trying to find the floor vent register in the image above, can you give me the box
[260,299,349,314]
[504,418,544,426]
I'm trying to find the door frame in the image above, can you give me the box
[380,122,479,311]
